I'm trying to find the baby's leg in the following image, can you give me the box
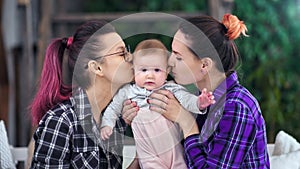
[132,108,187,169]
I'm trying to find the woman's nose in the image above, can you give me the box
[168,53,175,67]
[127,53,133,62]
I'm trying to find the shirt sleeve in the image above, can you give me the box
[31,112,73,168]
[165,82,204,114]
[184,101,257,168]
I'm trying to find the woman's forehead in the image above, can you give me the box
[100,32,125,52]
[172,31,190,52]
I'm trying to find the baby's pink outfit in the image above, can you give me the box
[102,82,205,168]
[132,108,187,169]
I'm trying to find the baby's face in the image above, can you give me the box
[133,54,168,90]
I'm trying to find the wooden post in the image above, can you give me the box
[14,0,35,146]
[36,0,53,84]
[0,0,9,126]
[209,0,234,21]
[27,0,54,140]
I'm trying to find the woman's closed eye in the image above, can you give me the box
[172,51,183,61]
[175,56,182,61]
[120,51,127,58]
[117,48,126,56]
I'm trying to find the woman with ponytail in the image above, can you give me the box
[123,14,270,168]
[29,20,138,168]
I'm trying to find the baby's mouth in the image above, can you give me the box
[145,82,155,85]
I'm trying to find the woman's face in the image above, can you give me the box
[99,32,134,85]
[168,30,204,85]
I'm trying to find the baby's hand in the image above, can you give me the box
[100,126,113,140]
[197,88,215,110]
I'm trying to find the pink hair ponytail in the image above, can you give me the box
[30,39,71,125]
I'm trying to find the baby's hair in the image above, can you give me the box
[134,39,169,60]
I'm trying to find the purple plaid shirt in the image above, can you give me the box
[184,72,270,169]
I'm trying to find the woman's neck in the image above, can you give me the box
[196,70,226,92]
[85,79,120,125]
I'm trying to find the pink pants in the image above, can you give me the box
[131,108,187,169]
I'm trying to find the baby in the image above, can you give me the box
[101,39,214,168]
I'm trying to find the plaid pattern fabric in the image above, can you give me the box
[184,72,270,169]
[31,88,126,169]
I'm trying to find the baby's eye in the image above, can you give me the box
[154,68,161,72]
[141,68,147,72]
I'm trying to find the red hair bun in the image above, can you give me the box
[222,13,248,40]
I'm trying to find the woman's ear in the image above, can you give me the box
[87,60,104,76]
[200,57,213,74]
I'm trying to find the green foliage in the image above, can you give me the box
[84,0,207,12]
[233,0,300,142]
[123,34,172,51]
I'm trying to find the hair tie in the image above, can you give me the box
[66,37,73,49]
[222,13,248,40]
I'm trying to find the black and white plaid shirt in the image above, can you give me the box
[31,88,127,169]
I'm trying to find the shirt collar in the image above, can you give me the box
[213,71,238,102]
[208,71,239,113]
[71,87,93,121]
[225,71,239,91]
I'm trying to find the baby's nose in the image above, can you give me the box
[146,71,155,78]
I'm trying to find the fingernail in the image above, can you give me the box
[147,99,150,104]
[132,102,137,106]
[136,107,139,111]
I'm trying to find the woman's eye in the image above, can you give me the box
[154,68,161,72]
[119,51,126,56]
[117,47,126,55]
[176,57,182,61]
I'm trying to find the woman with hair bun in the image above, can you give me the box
[123,14,270,168]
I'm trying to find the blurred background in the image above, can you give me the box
[0,0,299,151]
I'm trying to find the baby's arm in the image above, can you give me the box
[165,82,214,114]
[101,104,121,140]
[101,84,130,140]
[197,88,215,110]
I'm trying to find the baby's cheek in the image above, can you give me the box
[134,74,145,88]
[157,73,168,85]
